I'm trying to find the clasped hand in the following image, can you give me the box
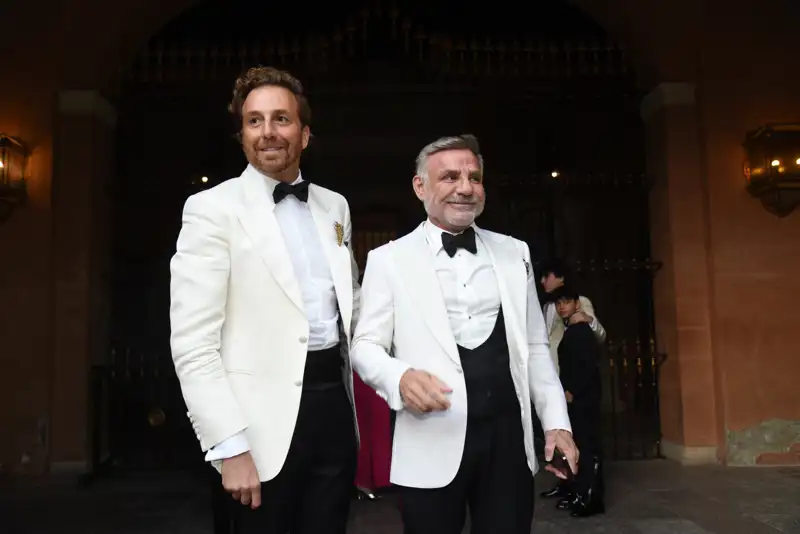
[399,369,452,413]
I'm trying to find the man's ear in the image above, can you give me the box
[412,175,425,201]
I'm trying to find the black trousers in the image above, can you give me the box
[399,407,534,534]
[237,349,357,534]
[568,400,601,497]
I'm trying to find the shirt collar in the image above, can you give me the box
[422,219,478,255]
[248,164,304,196]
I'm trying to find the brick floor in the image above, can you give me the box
[1,461,799,533]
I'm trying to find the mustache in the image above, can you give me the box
[256,143,286,149]
[255,137,287,150]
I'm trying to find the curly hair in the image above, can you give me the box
[228,66,312,135]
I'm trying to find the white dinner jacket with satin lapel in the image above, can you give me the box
[170,164,361,482]
[350,223,570,489]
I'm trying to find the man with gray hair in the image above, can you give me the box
[351,134,578,534]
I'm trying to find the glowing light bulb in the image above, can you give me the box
[201,176,208,183]
[771,159,780,167]
[551,170,560,178]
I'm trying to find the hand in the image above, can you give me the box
[544,429,579,480]
[399,369,452,413]
[568,311,591,325]
[221,452,261,509]
[565,391,574,403]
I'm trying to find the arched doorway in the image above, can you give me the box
[100,0,662,472]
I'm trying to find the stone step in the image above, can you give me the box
[755,451,800,466]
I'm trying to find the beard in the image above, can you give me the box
[424,197,484,229]
[245,137,301,178]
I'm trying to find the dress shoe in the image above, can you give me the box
[556,495,578,510]
[569,495,605,517]
[540,484,571,499]
[355,486,380,501]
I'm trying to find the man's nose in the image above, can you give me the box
[455,176,474,195]
[259,121,276,137]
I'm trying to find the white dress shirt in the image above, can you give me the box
[423,221,501,350]
[206,171,340,462]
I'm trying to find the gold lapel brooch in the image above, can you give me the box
[334,222,344,247]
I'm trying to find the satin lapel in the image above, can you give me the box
[476,228,527,358]
[390,225,460,364]
[308,187,353,339]
[235,168,304,313]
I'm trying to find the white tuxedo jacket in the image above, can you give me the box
[350,223,571,489]
[169,165,360,482]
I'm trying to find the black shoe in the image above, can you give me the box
[569,495,605,517]
[540,484,571,499]
[556,495,578,510]
[355,486,380,501]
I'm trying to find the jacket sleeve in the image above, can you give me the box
[521,242,572,433]
[350,248,411,411]
[170,193,247,452]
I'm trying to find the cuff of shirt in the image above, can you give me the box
[204,431,251,462]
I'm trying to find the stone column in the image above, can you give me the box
[48,91,115,473]
[642,83,723,465]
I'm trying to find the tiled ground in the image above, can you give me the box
[2,461,799,533]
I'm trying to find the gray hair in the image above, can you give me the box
[415,134,484,181]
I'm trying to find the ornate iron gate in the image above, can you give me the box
[99,1,664,473]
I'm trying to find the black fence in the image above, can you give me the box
[88,338,663,477]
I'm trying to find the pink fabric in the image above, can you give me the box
[353,371,392,489]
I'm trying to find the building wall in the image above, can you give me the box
[0,0,798,472]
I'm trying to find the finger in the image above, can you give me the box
[250,484,262,509]
[408,392,431,413]
[545,464,567,480]
[239,488,251,506]
[231,490,241,501]
[543,436,555,461]
[408,386,431,412]
[564,444,579,474]
[424,388,451,410]
[428,374,452,393]
[422,384,451,411]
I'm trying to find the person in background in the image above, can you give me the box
[352,371,392,500]
[540,258,606,372]
[537,258,606,502]
[549,285,605,517]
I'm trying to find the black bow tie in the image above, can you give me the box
[441,227,477,258]
[273,181,309,204]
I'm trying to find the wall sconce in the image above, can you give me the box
[0,134,28,223]
[742,123,800,217]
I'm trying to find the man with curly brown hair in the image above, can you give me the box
[170,66,361,533]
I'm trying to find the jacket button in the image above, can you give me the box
[299,336,308,343]
[295,380,303,387]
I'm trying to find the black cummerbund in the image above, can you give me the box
[303,344,344,388]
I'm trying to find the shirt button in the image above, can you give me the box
[456,368,463,374]
[295,380,303,387]
[298,336,308,343]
